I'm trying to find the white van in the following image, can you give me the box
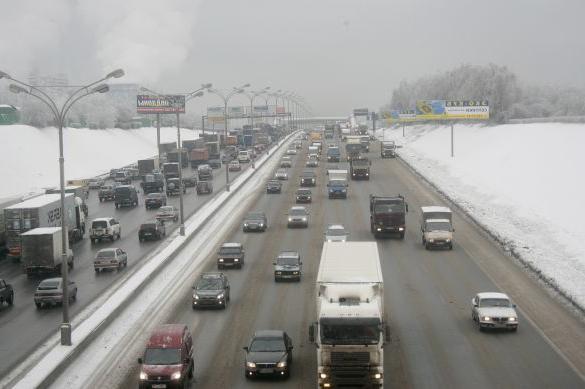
[238,150,251,163]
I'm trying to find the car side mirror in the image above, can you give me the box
[513,304,517,308]
[138,357,143,364]
[243,346,249,352]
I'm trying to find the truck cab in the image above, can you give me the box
[420,206,453,250]
[370,194,408,239]
[327,169,348,199]
[350,158,371,180]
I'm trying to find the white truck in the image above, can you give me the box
[21,227,74,276]
[309,241,386,388]
[3,193,85,259]
[420,206,454,250]
[327,169,349,199]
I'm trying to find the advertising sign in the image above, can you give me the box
[137,95,185,114]
[444,100,489,119]
[382,109,416,123]
[353,108,369,116]
[253,105,269,113]
[228,106,243,114]
[415,100,447,120]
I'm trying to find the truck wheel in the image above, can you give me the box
[35,302,41,309]
[425,243,430,250]
[8,293,14,305]
[449,244,453,250]
[400,232,405,239]
[95,268,100,273]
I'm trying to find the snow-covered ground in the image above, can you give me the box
[0,125,200,199]
[379,122,585,310]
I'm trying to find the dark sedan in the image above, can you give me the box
[295,189,312,203]
[266,180,282,194]
[144,192,167,209]
[244,330,293,379]
[243,212,268,232]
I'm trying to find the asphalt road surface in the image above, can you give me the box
[0,161,248,376]
[120,138,585,388]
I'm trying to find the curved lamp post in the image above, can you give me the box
[1,68,124,346]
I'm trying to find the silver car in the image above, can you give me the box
[324,224,349,242]
[287,206,309,228]
[94,248,128,272]
[471,292,518,332]
[275,169,289,180]
[34,278,77,309]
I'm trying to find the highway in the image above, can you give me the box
[0,162,247,377]
[110,138,585,388]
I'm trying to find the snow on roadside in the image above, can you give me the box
[0,125,200,198]
[379,122,585,309]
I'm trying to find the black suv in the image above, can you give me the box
[243,212,268,232]
[295,189,312,203]
[300,171,317,187]
[244,330,293,379]
[266,180,282,194]
[145,192,167,209]
[99,185,116,202]
[0,279,14,306]
[138,220,166,241]
[217,242,245,269]
[114,185,138,208]
[192,272,230,309]
[273,251,302,282]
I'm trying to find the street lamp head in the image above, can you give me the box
[8,84,27,94]
[263,86,271,91]
[192,90,204,98]
[0,70,11,80]
[106,69,125,79]
[241,83,250,88]
[92,84,110,94]
[201,83,212,89]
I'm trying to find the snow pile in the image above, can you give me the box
[380,122,585,309]
[0,125,200,198]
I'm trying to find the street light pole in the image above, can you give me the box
[3,69,123,346]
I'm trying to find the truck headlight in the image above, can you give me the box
[218,258,224,262]
[275,271,282,275]
[429,239,435,243]
[276,361,287,368]
[366,173,369,176]
[288,218,293,222]
[399,227,404,231]
[246,362,256,368]
[508,317,517,322]
[259,223,264,227]
[193,294,200,300]
[171,371,181,380]
[374,373,383,379]
[377,228,382,232]
[217,293,224,300]
[244,223,249,227]
[320,373,327,379]
[234,258,239,262]
[139,372,147,380]
[482,316,491,321]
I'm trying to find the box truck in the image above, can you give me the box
[21,227,74,276]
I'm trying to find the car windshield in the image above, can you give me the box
[320,318,380,345]
[330,180,345,186]
[96,250,116,259]
[302,173,315,178]
[249,338,286,352]
[297,190,311,195]
[277,256,299,266]
[220,247,242,255]
[92,221,107,229]
[290,208,306,216]
[141,223,156,230]
[247,213,264,220]
[38,280,60,290]
[100,186,113,190]
[115,187,130,195]
[374,201,404,213]
[426,221,452,231]
[196,277,223,290]
[327,228,347,236]
[143,348,181,365]
[480,298,511,308]
[146,193,161,199]
[159,206,174,213]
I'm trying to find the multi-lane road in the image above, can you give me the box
[0,162,247,376]
[109,138,585,388]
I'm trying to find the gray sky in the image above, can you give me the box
[1,0,585,116]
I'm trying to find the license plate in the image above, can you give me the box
[152,385,167,389]
[259,368,273,374]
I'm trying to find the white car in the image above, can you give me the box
[471,292,518,332]
[238,151,251,163]
[324,224,349,242]
[156,205,179,222]
[286,148,297,155]
[280,157,293,168]
[275,169,289,180]
[90,217,121,243]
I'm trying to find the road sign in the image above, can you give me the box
[353,108,369,116]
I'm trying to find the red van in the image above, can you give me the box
[138,324,194,389]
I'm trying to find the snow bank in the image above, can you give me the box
[380,122,585,309]
[0,125,200,198]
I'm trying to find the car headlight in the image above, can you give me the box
[219,258,224,262]
[217,293,224,299]
[307,196,311,199]
[259,223,264,227]
[302,217,307,221]
[399,227,404,231]
[246,362,256,368]
[429,239,435,243]
[293,271,299,275]
[193,294,200,300]
[320,373,327,379]
[234,258,239,262]
[276,361,287,368]
[508,317,517,322]
[171,371,181,380]
[445,239,451,242]
[139,371,147,380]
[288,217,293,222]
[341,189,346,192]
[374,372,382,379]
[482,316,491,321]
[244,223,249,227]
[276,271,282,275]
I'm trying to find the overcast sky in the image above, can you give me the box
[1,0,585,116]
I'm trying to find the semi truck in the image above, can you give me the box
[46,185,88,217]
[189,148,209,168]
[420,206,454,250]
[345,137,362,161]
[350,158,371,180]
[0,196,24,254]
[162,162,180,179]
[167,150,189,168]
[381,141,396,158]
[309,241,386,388]
[138,158,160,178]
[4,193,85,259]
[370,194,408,239]
[21,227,74,276]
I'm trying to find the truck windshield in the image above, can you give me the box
[143,348,181,365]
[425,221,452,231]
[374,202,404,213]
[320,318,380,345]
[330,180,345,187]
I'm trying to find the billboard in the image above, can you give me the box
[382,109,416,123]
[253,105,269,113]
[353,108,369,116]
[137,95,185,114]
[415,100,447,120]
[444,100,489,119]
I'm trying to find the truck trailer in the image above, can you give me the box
[138,158,160,178]
[4,193,85,259]
[309,241,386,388]
[21,227,74,277]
